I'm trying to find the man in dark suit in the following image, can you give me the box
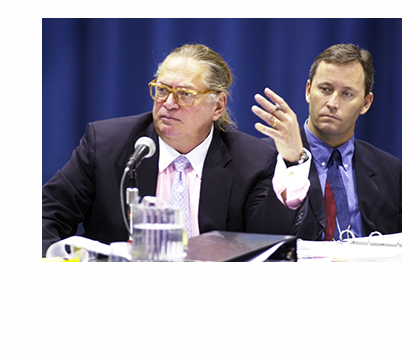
[295,44,401,240]
[42,44,312,256]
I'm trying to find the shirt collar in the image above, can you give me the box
[304,119,354,171]
[158,124,214,178]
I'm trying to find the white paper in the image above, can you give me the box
[297,235,402,262]
[46,236,111,261]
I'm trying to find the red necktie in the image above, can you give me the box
[325,149,350,241]
[324,180,336,241]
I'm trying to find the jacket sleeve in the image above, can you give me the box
[245,149,308,236]
[42,123,97,256]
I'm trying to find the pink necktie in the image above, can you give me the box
[170,155,191,238]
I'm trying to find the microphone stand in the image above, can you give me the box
[120,137,156,242]
[126,168,139,241]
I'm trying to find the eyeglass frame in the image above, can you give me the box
[148,79,216,107]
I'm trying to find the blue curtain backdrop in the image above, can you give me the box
[42,18,402,185]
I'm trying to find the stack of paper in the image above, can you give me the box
[297,233,402,262]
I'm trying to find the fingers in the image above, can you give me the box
[251,88,286,132]
[251,104,279,129]
[252,88,291,128]
[253,93,279,120]
[254,121,278,139]
[253,88,290,118]
[263,87,291,113]
[252,87,303,162]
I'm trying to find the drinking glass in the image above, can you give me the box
[131,196,186,262]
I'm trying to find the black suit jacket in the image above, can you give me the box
[42,112,306,255]
[298,126,402,240]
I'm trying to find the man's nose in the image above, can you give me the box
[163,93,180,109]
[326,91,339,112]
[327,91,339,112]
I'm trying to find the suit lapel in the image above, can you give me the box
[199,129,234,232]
[135,125,159,198]
[354,142,378,232]
[301,127,326,234]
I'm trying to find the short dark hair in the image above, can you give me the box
[309,44,374,97]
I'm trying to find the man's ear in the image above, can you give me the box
[305,80,311,104]
[360,92,374,115]
[212,92,227,121]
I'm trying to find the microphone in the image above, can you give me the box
[126,136,156,169]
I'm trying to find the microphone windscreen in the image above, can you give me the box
[134,137,156,159]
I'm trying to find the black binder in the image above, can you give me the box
[184,231,297,262]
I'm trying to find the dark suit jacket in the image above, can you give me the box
[298,126,402,240]
[42,112,306,255]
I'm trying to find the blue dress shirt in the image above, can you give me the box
[304,120,364,239]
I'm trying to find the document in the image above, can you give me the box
[297,233,402,262]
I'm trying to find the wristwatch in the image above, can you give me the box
[285,150,309,167]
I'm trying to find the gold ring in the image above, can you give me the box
[271,119,278,128]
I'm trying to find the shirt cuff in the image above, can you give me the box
[272,148,311,209]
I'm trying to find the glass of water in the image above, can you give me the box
[131,196,186,262]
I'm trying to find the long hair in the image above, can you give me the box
[156,44,236,131]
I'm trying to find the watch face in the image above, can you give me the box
[298,151,309,164]
[285,150,309,167]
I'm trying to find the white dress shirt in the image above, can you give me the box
[156,125,311,237]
